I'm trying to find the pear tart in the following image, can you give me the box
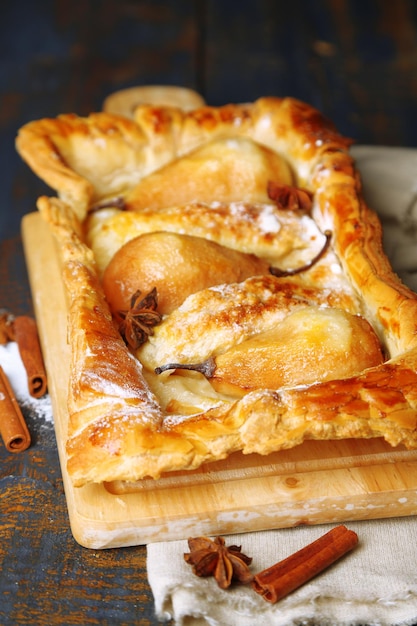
[16,96,417,488]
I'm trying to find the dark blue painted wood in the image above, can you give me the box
[1,2,417,623]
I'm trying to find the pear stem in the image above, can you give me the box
[269,230,332,277]
[155,357,216,378]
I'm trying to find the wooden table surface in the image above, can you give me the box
[2,1,417,624]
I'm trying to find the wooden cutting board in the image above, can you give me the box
[22,211,417,549]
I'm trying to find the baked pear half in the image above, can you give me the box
[16,96,417,487]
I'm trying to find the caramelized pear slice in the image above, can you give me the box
[103,230,332,318]
[102,231,270,316]
[155,307,384,396]
[124,136,294,211]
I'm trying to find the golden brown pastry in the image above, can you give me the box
[16,96,417,488]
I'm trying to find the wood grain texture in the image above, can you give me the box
[21,212,417,550]
[2,1,417,623]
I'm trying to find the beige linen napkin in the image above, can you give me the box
[353,145,417,293]
[147,147,417,625]
[148,519,417,625]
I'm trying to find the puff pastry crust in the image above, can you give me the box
[16,96,417,488]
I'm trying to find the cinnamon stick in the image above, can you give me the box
[0,365,31,452]
[252,525,358,603]
[13,316,47,398]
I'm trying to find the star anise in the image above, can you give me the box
[118,288,162,350]
[184,536,253,589]
[267,181,313,212]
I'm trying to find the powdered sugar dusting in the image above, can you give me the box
[0,342,53,425]
[256,205,282,233]
[222,202,282,234]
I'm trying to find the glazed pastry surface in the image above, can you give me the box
[16,97,417,487]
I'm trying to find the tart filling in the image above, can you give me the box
[16,96,417,487]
